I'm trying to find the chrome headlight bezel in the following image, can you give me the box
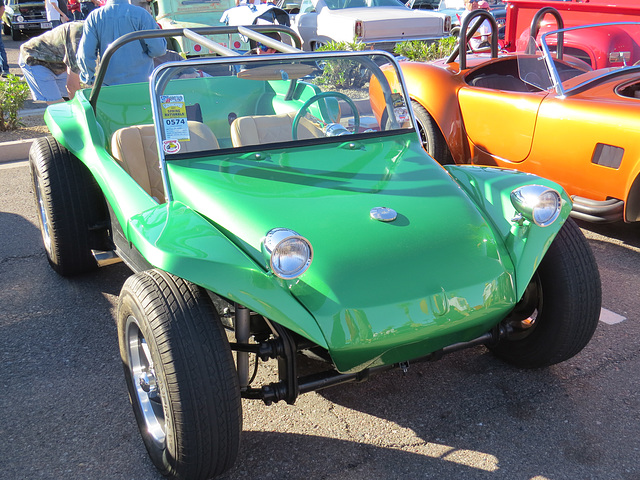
[262,228,313,280]
[510,185,562,227]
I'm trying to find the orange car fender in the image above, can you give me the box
[400,62,470,163]
[369,62,469,162]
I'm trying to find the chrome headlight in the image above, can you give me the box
[510,185,562,227]
[262,228,313,280]
[16,15,25,22]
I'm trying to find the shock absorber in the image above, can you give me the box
[234,303,251,388]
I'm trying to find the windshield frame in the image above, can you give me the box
[149,49,411,202]
[540,22,640,98]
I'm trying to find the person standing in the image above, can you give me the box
[80,0,100,19]
[461,0,492,50]
[18,21,84,103]
[78,0,166,86]
[0,0,11,76]
[128,0,152,14]
[68,0,83,20]
[45,0,69,27]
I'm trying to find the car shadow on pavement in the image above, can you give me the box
[576,218,640,249]
[299,342,627,479]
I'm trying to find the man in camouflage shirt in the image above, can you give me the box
[18,21,84,104]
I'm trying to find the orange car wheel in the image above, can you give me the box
[411,100,453,165]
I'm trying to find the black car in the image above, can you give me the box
[2,0,51,40]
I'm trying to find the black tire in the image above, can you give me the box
[117,270,242,480]
[11,26,20,41]
[29,136,107,276]
[490,218,601,368]
[411,100,453,165]
[3,23,10,36]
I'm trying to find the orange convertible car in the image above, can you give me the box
[373,11,640,223]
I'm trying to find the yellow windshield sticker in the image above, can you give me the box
[160,94,190,145]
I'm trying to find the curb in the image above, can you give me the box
[0,107,47,164]
[0,138,35,164]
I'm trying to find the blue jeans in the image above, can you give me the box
[19,54,68,102]
[80,1,96,18]
[0,32,9,74]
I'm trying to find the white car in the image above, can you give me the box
[279,0,451,51]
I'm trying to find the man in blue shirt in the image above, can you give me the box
[78,0,166,86]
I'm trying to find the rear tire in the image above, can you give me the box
[490,218,601,368]
[411,100,453,165]
[117,270,242,480]
[29,136,107,276]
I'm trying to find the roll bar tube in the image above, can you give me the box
[88,25,303,111]
[446,10,498,71]
[529,7,564,59]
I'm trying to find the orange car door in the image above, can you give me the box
[457,87,544,163]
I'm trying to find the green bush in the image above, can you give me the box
[314,41,370,89]
[0,74,30,131]
[394,36,457,62]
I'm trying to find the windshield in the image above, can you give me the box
[438,0,464,10]
[150,52,412,158]
[324,0,406,10]
[527,22,640,96]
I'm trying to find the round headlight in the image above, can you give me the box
[510,185,562,227]
[16,15,25,22]
[262,228,313,279]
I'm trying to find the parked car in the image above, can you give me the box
[30,26,601,480]
[503,0,640,60]
[436,0,504,37]
[503,3,640,68]
[401,0,439,11]
[150,0,245,54]
[275,0,451,51]
[2,0,50,40]
[377,10,640,223]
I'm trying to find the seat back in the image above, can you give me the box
[470,74,529,92]
[111,121,219,202]
[230,112,323,147]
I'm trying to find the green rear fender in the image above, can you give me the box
[444,164,573,300]
[127,201,329,349]
[45,100,326,348]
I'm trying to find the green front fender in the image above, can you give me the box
[444,165,573,300]
[126,201,329,349]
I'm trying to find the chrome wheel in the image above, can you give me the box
[33,172,52,255]
[125,315,166,448]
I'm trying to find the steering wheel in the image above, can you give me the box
[292,91,360,140]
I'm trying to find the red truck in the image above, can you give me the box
[503,0,640,68]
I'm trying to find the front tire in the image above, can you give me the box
[11,26,20,41]
[490,218,601,368]
[29,136,106,276]
[411,100,453,165]
[117,270,242,480]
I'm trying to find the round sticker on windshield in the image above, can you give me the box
[163,139,181,154]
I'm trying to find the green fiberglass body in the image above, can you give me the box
[30,27,601,480]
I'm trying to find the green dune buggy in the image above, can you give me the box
[30,26,601,480]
